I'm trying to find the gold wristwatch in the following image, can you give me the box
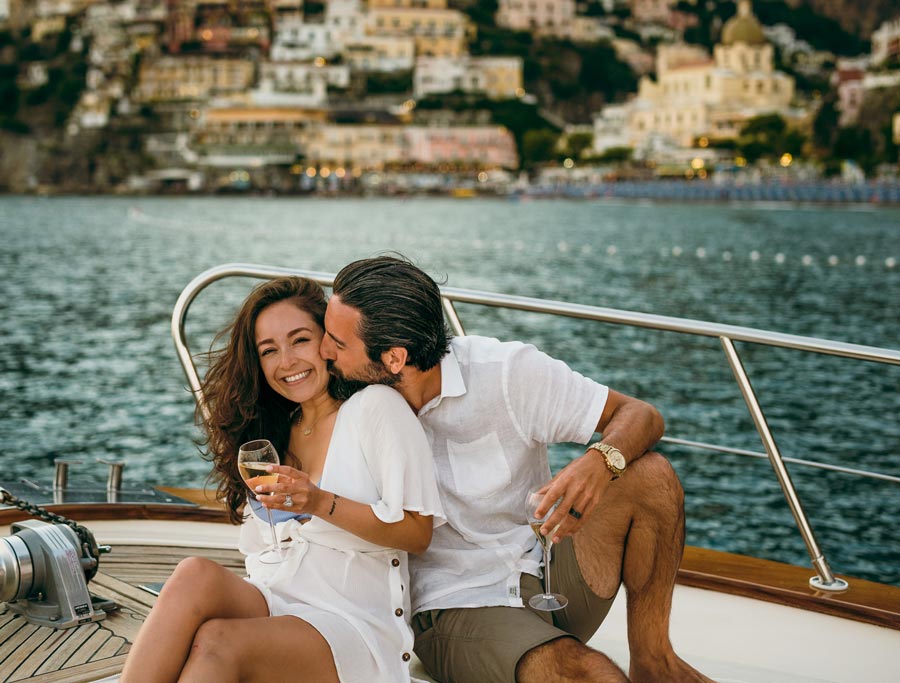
[587,442,626,480]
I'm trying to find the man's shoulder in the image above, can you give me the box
[450,335,531,365]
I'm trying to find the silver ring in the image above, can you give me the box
[284,494,293,508]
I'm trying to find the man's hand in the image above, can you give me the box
[534,449,613,543]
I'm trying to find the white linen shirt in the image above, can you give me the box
[409,335,608,614]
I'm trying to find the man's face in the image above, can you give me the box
[321,294,398,386]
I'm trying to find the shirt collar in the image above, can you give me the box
[419,344,466,415]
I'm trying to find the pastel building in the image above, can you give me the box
[630,0,675,24]
[303,124,518,170]
[271,19,342,61]
[495,0,575,37]
[343,36,416,72]
[194,106,329,166]
[831,58,867,127]
[871,17,900,66]
[405,126,519,168]
[627,0,795,147]
[304,124,407,170]
[414,55,523,99]
[134,56,255,102]
[366,7,469,57]
[325,0,365,43]
[261,61,351,91]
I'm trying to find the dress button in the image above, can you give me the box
[402,652,411,662]
[395,608,403,617]
[391,558,400,567]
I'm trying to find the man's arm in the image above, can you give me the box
[534,389,664,542]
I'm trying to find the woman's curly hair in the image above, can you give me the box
[197,277,354,523]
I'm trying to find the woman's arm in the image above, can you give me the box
[254,466,433,554]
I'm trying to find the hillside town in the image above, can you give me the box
[0,0,899,195]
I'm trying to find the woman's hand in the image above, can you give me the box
[254,464,324,515]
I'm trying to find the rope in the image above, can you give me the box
[0,487,105,580]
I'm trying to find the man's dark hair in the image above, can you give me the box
[332,255,451,371]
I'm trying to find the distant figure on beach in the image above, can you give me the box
[320,255,717,683]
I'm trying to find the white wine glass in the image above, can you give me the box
[525,487,568,611]
[238,439,284,564]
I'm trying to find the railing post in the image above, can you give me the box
[719,336,849,592]
[442,297,466,336]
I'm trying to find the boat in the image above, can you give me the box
[2,262,899,683]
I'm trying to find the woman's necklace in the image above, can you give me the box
[295,402,341,437]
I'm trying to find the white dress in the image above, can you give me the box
[239,385,444,683]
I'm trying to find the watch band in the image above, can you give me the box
[586,442,626,480]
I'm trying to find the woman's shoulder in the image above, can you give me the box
[346,384,408,411]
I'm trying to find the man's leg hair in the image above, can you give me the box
[517,453,713,683]
[571,452,716,683]
[516,636,628,683]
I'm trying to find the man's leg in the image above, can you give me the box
[572,451,715,683]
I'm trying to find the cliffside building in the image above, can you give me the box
[618,0,795,150]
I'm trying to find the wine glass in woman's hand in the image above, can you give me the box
[238,439,284,564]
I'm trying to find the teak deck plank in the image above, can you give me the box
[0,541,241,683]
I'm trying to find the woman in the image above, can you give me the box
[121,277,443,683]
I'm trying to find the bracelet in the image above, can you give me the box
[328,493,339,516]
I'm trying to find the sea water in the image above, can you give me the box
[1,195,898,584]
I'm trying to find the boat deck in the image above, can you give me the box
[2,494,899,683]
[0,542,244,683]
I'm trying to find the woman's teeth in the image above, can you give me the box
[284,370,311,383]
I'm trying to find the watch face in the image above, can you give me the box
[608,449,626,470]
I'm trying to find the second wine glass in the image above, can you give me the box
[238,439,284,564]
[525,488,568,611]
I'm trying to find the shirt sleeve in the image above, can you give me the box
[503,342,608,446]
[355,385,446,526]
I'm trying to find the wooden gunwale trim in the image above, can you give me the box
[678,546,900,631]
[3,493,898,633]
[0,504,229,526]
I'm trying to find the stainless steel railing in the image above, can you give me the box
[172,263,900,591]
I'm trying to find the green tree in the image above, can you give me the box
[0,64,19,116]
[522,129,559,167]
[812,93,840,152]
[564,131,594,159]
[736,113,805,163]
[579,42,637,102]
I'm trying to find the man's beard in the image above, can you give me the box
[327,358,400,388]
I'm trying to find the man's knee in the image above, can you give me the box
[516,637,626,683]
[628,451,684,511]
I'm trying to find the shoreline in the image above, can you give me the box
[4,178,900,205]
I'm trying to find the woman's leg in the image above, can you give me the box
[179,615,339,683]
[121,557,269,683]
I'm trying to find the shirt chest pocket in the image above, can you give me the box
[446,432,512,498]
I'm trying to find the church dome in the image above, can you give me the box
[721,0,767,46]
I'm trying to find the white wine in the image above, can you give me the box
[530,521,550,550]
[239,462,278,486]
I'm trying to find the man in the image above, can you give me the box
[320,255,715,683]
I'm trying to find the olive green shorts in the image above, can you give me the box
[411,537,615,683]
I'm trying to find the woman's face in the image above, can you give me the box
[255,300,329,405]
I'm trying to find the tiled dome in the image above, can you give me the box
[721,0,766,46]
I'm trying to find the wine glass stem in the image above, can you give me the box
[265,507,281,553]
[542,546,552,596]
